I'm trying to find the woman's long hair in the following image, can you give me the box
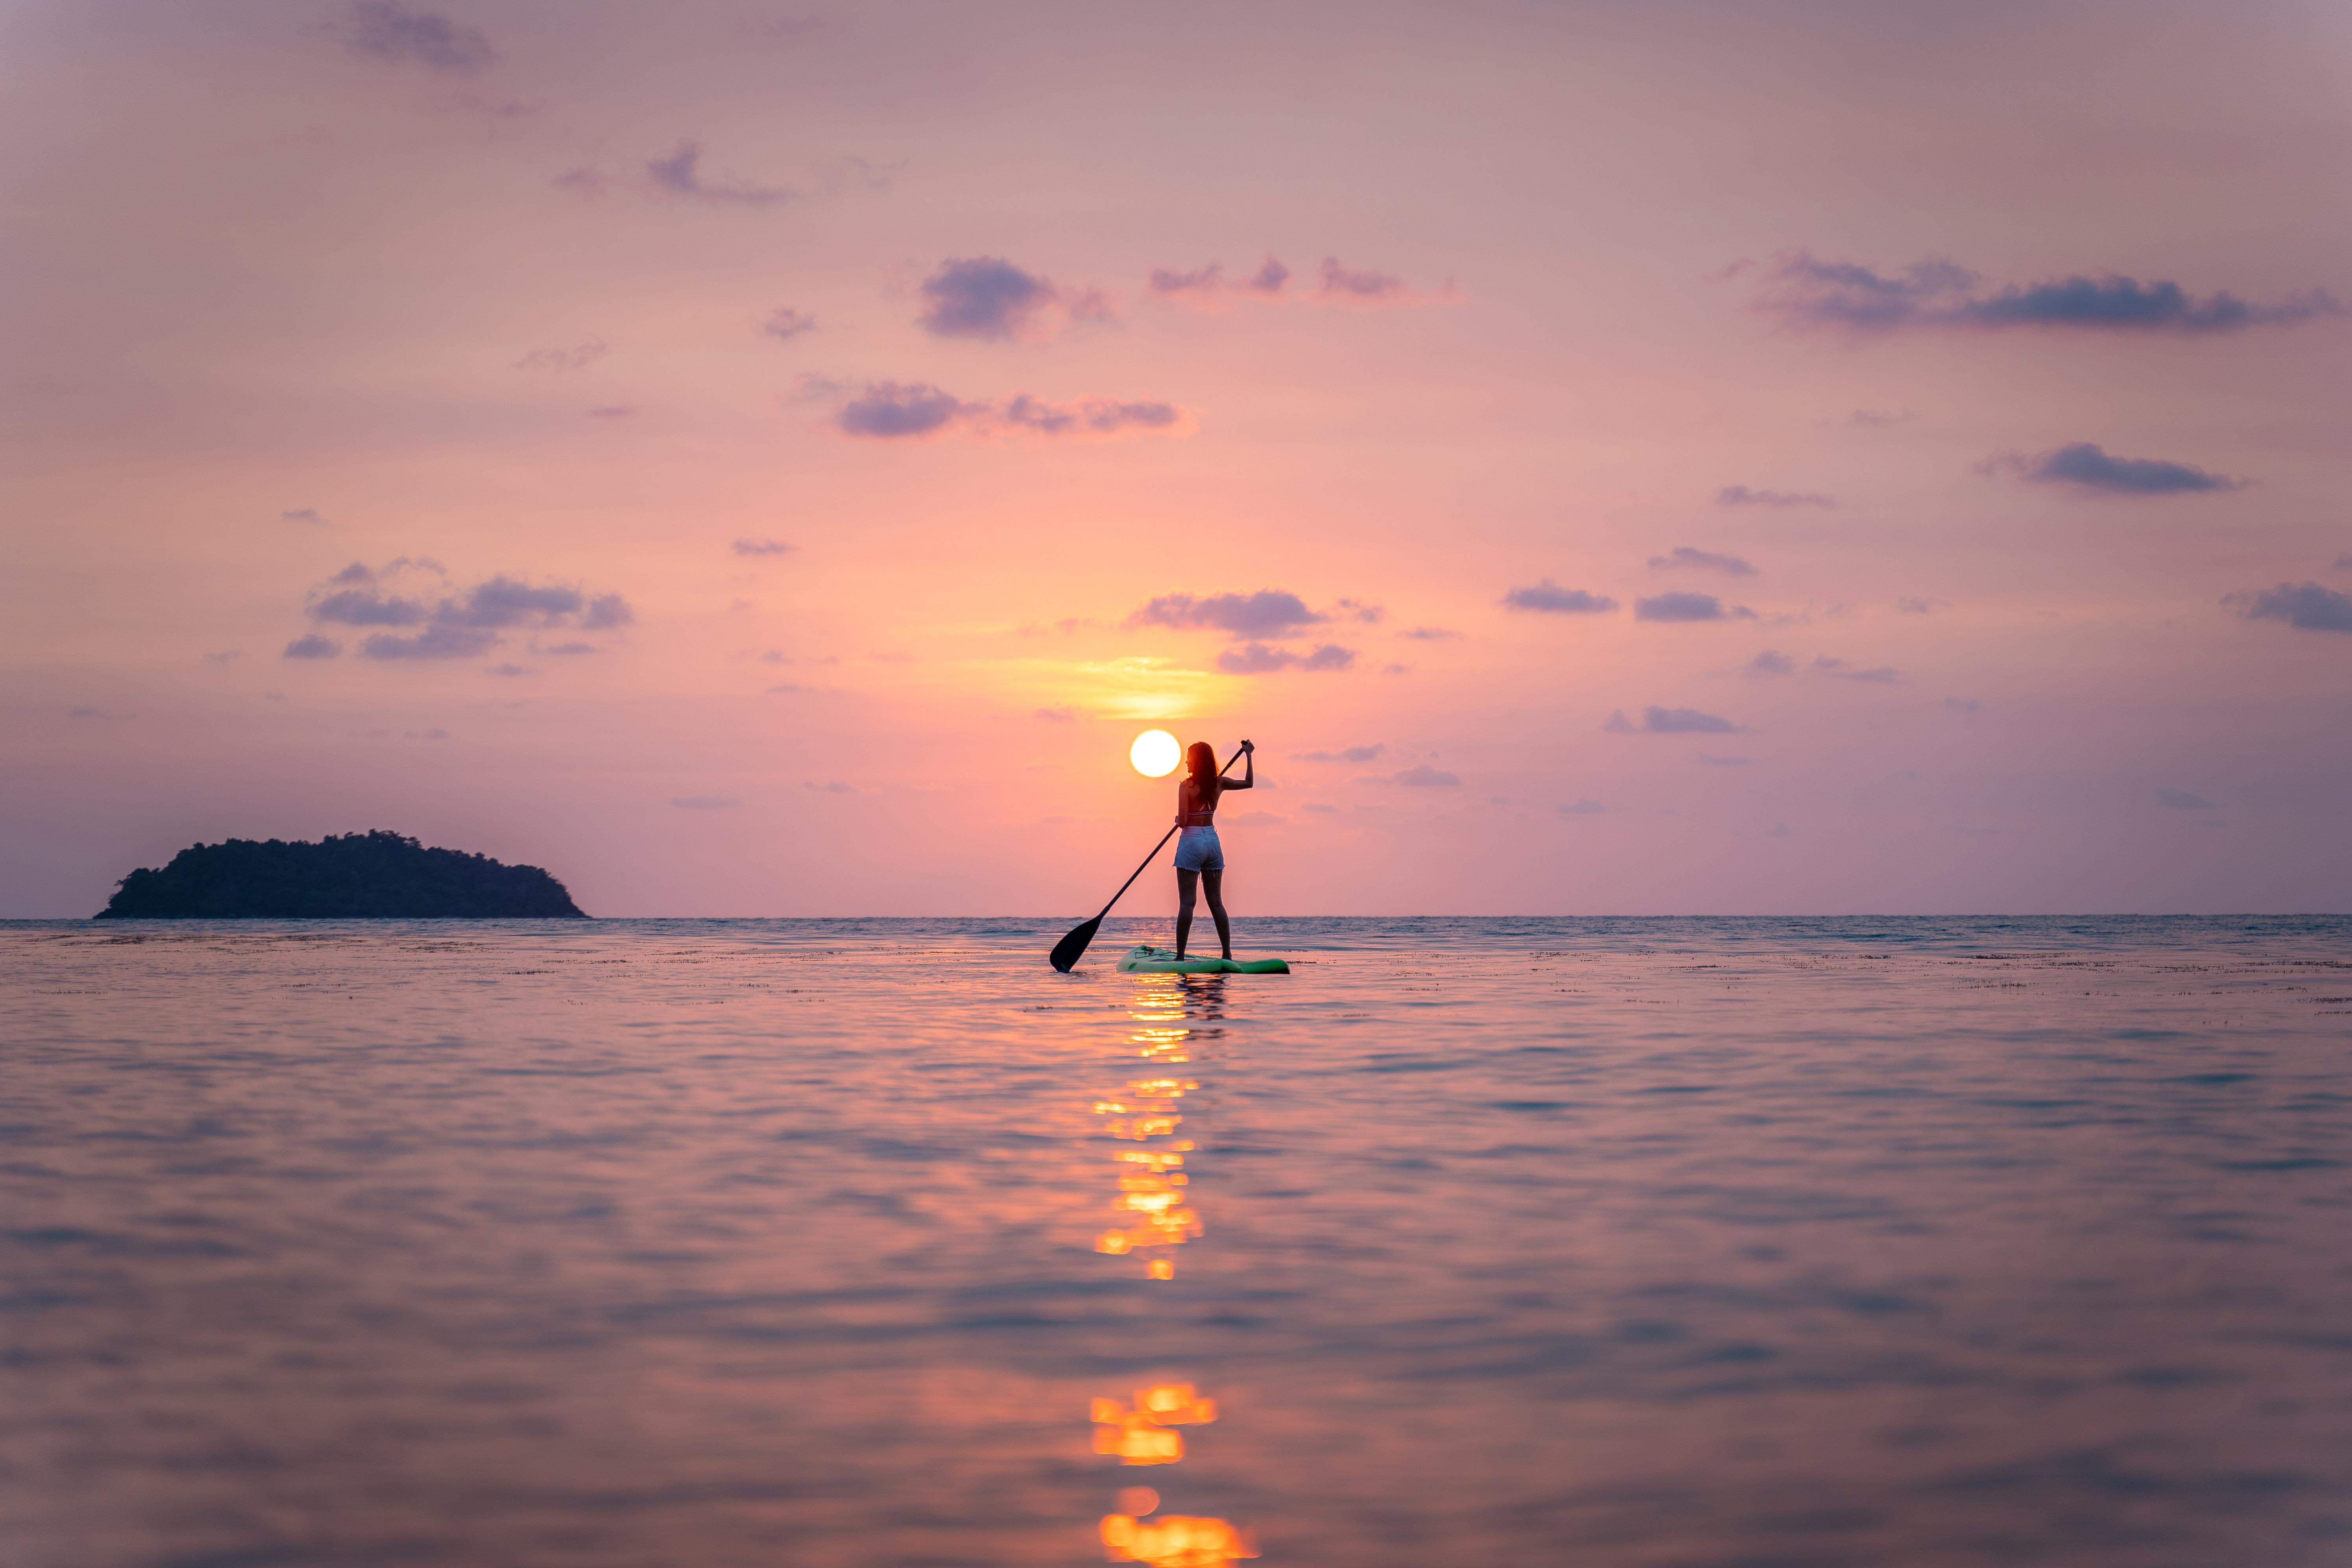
[1184,741,1216,794]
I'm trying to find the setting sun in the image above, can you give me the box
[1130,730,1181,778]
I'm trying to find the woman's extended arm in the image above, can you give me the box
[1223,739,1255,793]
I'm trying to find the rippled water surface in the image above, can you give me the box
[5,915,2352,1567]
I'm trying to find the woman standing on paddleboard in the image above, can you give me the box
[1173,738,1253,960]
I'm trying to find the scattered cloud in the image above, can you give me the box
[1503,580,1617,614]
[540,641,598,655]
[2334,556,2352,571]
[647,140,794,206]
[1943,697,1982,712]
[203,650,242,666]
[1148,257,1293,300]
[1033,706,1079,722]
[826,380,1184,441]
[514,338,606,372]
[1990,441,2243,495]
[1650,545,1757,577]
[346,2,494,73]
[1558,799,1605,815]
[282,508,327,526]
[1752,251,2339,334]
[295,560,632,662]
[1294,744,1385,763]
[1319,257,1403,301]
[1606,706,1742,734]
[1698,754,1756,765]
[1815,656,1901,683]
[732,538,794,558]
[588,405,634,418]
[915,256,1112,341]
[486,663,532,677]
[763,308,816,340]
[805,780,857,793]
[1218,642,1355,674]
[1388,765,1461,787]
[672,795,740,809]
[1849,409,1913,427]
[1302,802,1339,814]
[1718,485,1833,508]
[2155,787,2217,811]
[2227,580,2352,633]
[1635,592,1752,622]
[1130,590,1321,639]
[1397,626,1458,641]
[1747,649,1794,676]
[1146,254,1441,308]
[1897,597,1947,615]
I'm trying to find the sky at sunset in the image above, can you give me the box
[7,0,2350,917]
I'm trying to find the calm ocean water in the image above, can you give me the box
[4,915,2350,1568]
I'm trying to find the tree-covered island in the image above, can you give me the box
[96,831,587,919]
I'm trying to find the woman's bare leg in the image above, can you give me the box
[1175,869,1199,958]
[1203,870,1231,959]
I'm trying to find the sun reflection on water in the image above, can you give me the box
[1087,976,1258,1564]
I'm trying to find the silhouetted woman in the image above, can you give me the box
[1173,738,1253,960]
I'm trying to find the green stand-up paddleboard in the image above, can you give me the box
[1115,945,1290,975]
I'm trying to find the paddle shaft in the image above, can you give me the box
[1088,745,1245,922]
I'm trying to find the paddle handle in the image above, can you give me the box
[1091,745,1246,921]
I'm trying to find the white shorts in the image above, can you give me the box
[1173,826,1224,872]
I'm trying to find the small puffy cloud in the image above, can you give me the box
[203,650,242,666]
[915,256,1110,341]
[282,508,327,525]
[1747,649,1794,676]
[1558,800,1605,815]
[1397,626,1458,641]
[1149,255,1434,308]
[672,795,740,809]
[732,538,794,557]
[1650,546,1757,577]
[647,141,794,206]
[1503,580,1617,614]
[1897,597,1947,615]
[541,641,598,655]
[1294,743,1385,763]
[347,2,494,72]
[999,394,1180,436]
[1635,591,1751,622]
[1814,656,1901,683]
[2155,787,2217,811]
[486,663,532,677]
[1218,642,1355,674]
[1606,706,1742,734]
[1319,257,1403,301]
[805,780,857,793]
[1753,251,2338,335]
[1718,485,1833,508]
[1389,765,1460,787]
[514,338,606,372]
[837,381,970,438]
[763,308,816,340]
[2227,580,2352,633]
[1994,442,2243,495]
[1943,696,1982,712]
[2334,556,2352,571]
[297,561,631,663]
[1130,590,1320,639]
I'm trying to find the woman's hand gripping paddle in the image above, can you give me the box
[1049,745,1244,972]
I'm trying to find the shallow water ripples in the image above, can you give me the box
[1,916,2349,1566]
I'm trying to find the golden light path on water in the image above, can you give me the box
[1089,974,1257,1565]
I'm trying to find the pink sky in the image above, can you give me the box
[6,0,2350,916]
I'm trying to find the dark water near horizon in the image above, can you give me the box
[4,915,2350,1567]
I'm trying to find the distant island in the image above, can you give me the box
[96,831,588,919]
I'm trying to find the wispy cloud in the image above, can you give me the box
[1747,649,1794,676]
[732,538,793,557]
[1146,254,1439,308]
[2155,787,2217,811]
[1753,251,2339,335]
[1814,656,1900,683]
[646,141,796,206]
[763,308,816,340]
[1559,799,1605,815]
[1718,485,1833,508]
[283,633,341,660]
[346,2,494,73]
[514,338,606,372]
[1943,697,1982,712]
[1148,257,1292,300]
[1218,643,1355,674]
[2227,581,2352,633]
[1650,545,1756,577]
[826,380,1183,441]
[1294,743,1385,763]
[1396,626,1459,641]
[1605,706,1742,734]
[281,507,327,526]
[1385,765,1460,786]
[1635,592,1752,622]
[292,561,632,662]
[1503,581,1617,614]
[672,795,740,809]
[1897,597,1947,615]
[1990,442,2244,495]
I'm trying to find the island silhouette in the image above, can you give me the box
[96,831,587,919]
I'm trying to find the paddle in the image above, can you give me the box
[1049,744,1245,972]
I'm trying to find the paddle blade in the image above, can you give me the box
[1050,916,1102,973]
